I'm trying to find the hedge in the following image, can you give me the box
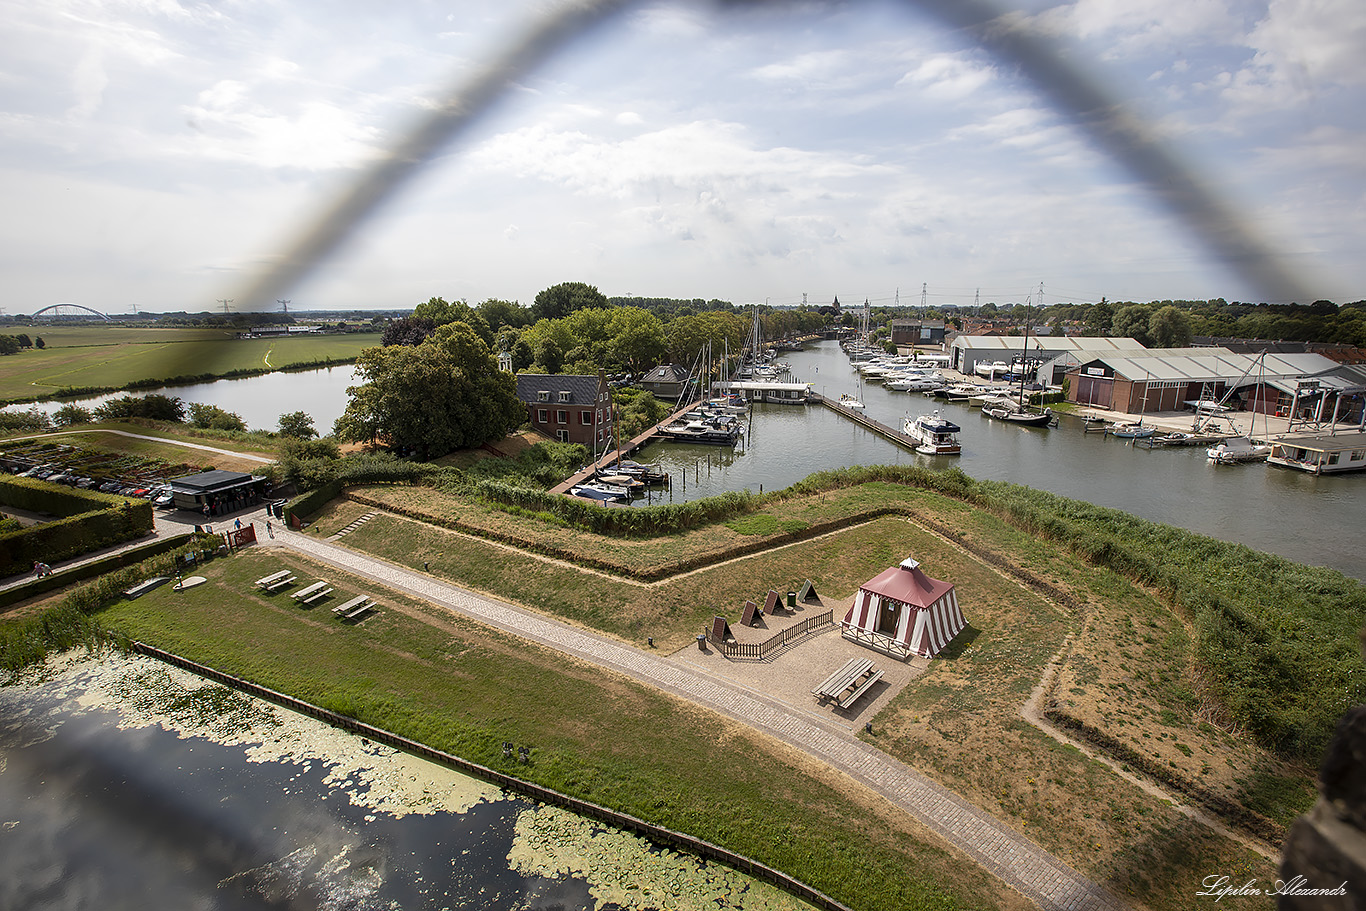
[0,477,154,577]
[0,533,194,611]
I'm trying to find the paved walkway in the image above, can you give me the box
[273,528,1129,911]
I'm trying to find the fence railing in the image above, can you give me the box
[712,609,833,661]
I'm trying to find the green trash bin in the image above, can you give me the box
[787,591,796,608]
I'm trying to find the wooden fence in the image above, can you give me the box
[711,609,833,660]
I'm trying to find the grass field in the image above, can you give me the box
[0,328,381,402]
[94,546,1027,911]
[300,483,1291,910]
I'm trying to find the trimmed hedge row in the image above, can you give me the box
[0,533,194,611]
[0,477,154,578]
[0,475,128,518]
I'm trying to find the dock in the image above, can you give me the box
[813,393,922,451]
[549,399,705,496]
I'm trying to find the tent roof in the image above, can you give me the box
[859,563,954,609]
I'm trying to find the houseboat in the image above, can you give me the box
[1266,432,1366,474]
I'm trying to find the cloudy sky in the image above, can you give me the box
[1,0,1362,315]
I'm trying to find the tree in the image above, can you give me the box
[278,411,318,439]
[381,316,436,347]
[477,298,529,332]
[412,297,493,347]
[187,403,248,431]
[1110,304,1154,346]
[15,334,31,348]
[1148,305,1193,348]
[52,403,93,426]
[94,394,185,422]
[335,322,525,459]
[34,337,45,349]
[0,336,19,356]
[1084,300,1113,334]
[531,282,608,322]
[535,338,564,374]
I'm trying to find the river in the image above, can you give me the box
[632,341,1365,581]
[7,342,1362,579]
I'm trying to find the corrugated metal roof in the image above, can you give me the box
[952,335,1146,352]
[1084,350,1343,384]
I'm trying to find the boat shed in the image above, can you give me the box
[1065,349,1349,416]
[841,558,966,660]
[950,334,1145,376]
[168,469,271,515]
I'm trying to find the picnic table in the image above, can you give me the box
[256,570,296,592]
[812,657,884,709]
[291,581,332,604]
[332,595,374,620]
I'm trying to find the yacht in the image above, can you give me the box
[903,411,962,455]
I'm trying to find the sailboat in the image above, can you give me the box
[839,375,866,411]
[982,294,1054,428]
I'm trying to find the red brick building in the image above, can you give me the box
[515,371,614,450]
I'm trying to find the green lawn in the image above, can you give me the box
[0,329,381,402]
[96,547,1022,911]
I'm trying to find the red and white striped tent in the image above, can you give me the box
[841,558,966,660]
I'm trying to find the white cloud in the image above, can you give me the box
[1224,0,1366,108]
[1031,0,1242,55]
[897,53,995,102]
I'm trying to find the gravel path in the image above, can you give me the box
[274,527,1130,911]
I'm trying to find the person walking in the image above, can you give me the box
[266,520,274,539]
[234,518,242,530]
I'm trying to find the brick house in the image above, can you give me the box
[514,371,614,449]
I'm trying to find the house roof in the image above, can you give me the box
[514,373,604,405]
[859,562,954,609]
[169,470,262,493]
[642,364,691,382]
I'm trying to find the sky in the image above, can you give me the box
[0,0,1362,316]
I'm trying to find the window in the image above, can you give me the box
[580,410,591,425]
[556,430,569,442]
[536,390,549,402]
[536,408,548,424]
[558,391,570,402]
[556,410,567,424]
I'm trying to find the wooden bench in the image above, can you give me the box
[332,595,374,620]
[838,667,884,709]
[298,586,333,605]
[812,657,874,702]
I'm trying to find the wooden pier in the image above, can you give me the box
[549,399,705,496]
[813,394,922,451]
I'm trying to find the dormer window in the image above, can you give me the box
[536,391,549,402]
[558,391,571,403]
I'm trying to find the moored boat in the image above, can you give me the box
[903,411,962,455]
[1206,436,1271,464]
[983,404,1054,427]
